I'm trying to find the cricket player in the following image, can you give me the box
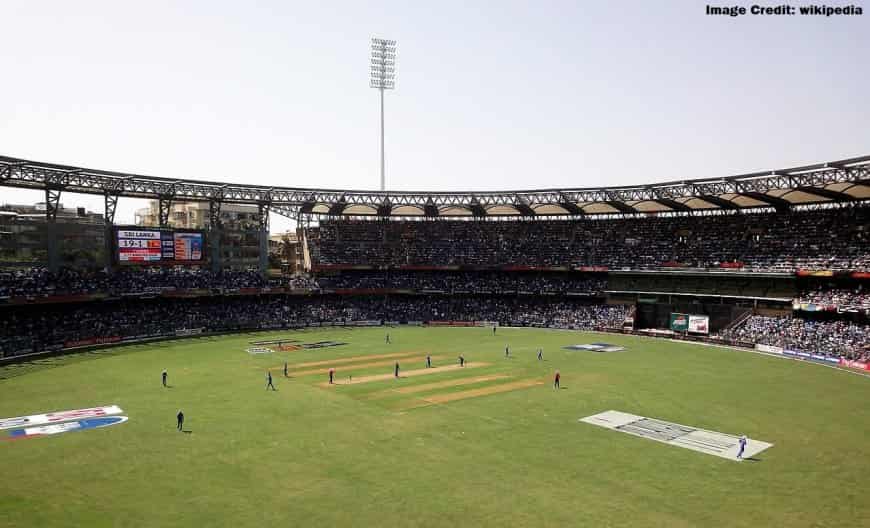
[426,355,432,368]
[537,349,543,360]
[737,435,747,459]
[284,362,288,377]
[554,370,560,389]
[394,362,400,378]
[176,410,184,431]
[505,345,510,358]
[328,367,335,384]
[162,369,168,387]
[266,371,275,390]
[493,326,497,335]
[386,333,391,344]
[459,355,465,367]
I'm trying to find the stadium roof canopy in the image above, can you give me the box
[1,154,868,219]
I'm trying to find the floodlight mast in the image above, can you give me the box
[370,38,396,191]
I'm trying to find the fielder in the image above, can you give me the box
[737,435,747,459]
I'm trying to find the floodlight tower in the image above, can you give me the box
[370,37,397,191]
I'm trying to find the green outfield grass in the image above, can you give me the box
[2,327,870,527]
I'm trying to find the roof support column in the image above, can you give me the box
[158,196,172,228]
[104,192,119,272]
[44,187,62,273]
[258,203,270,275]
[209,200,223,273]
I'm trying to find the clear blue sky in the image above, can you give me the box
[1,0,868,230]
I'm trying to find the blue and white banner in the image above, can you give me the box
[0,405,123,431]
[7,416,128,439]
[782,349,840,365]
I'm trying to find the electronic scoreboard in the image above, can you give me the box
[116,228,204,263]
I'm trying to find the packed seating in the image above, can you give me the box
[310,207,870,271]
[2,206,868,360]
[0,296,629,357]
[716,315,870,359]
[796,286,870,312]
[316,271,605,294]
[0,268,316,297]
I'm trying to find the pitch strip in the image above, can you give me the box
[580,410,773,461]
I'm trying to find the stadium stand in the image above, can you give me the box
[795,286,870,313]
[716,315,870,360]
[316,271,605,294]
[2,206,869,361]
[310,208,870,271]
[1,150,868,362]
[0,296,629,358]
[0,268,314,297]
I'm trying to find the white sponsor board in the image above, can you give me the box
[688,315,709,334]
[580,410,773,461]
[175,327,204,337]
[0,405,123,430]
[755,343,783,355]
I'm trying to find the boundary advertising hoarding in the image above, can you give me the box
[670,313,709,334]
[688,315,709,334]
[669,313,689,332]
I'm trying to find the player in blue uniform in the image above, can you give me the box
[737,435,747,459]
[266,371,276,390]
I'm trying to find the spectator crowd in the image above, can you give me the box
[317,271,605,294]
[717,315,870,360]
[0,268,316,297]
[311,207,870,271]
[1,205,868,360]
[0,296,630,357]
[796,285,870,313]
